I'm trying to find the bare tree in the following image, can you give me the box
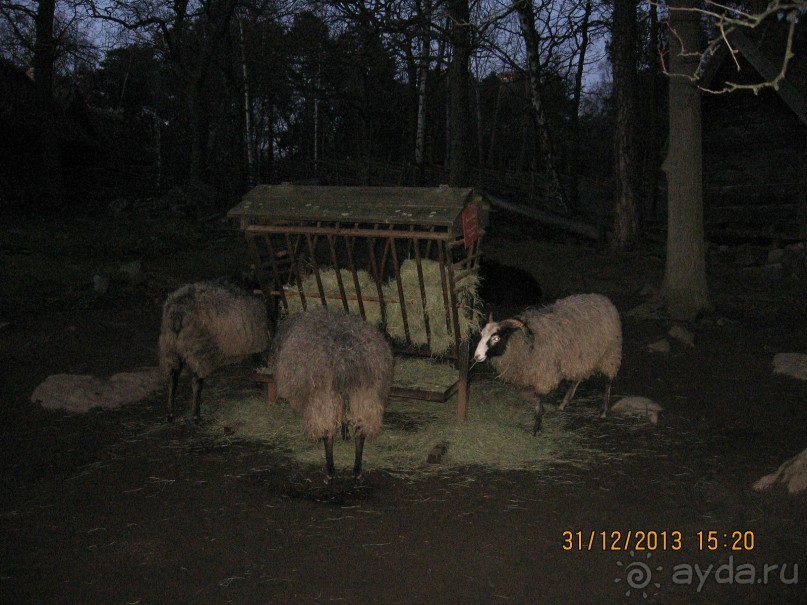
[661,0,709,319]
[611,0,639,250]
[514,0,567,212]
[447,0,473,186]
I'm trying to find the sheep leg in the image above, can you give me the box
[191,374,204,423]
[353,434,366,479]
[521,389,544,435]
[323,436,336,480]
[533,399,544,436]
[600,382,612,418]
[166,363,183,422]
[558,380,581,411]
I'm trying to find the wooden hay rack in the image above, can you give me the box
[227,184,488,421]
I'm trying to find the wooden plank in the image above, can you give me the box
[485,193,600,240]
[228,184,480,227]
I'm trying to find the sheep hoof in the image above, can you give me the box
[353,472,364,482]
[533,418,543,435]
[193,415,201,424]
[166,414,174,423]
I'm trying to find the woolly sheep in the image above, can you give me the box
[478,259,543,312]
[159,281,270,422]
[272,307,394,479]
[473,293,622,435]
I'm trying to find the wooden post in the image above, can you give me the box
[456,339,470,421]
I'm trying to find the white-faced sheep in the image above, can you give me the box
[473,293,622,435]
[272,307,394,480]
[159,281,270,422]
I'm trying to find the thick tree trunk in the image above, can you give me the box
[514,0,566,213]
[661,0,710,319]
[447,0,472,187]
[611,0,639,250]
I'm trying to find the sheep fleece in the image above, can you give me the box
[273,308,394,441]
[491,293,621,394]
[159,282,269,378]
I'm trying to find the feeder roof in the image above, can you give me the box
[228,184,485,227]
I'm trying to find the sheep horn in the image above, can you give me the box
[499,318,530,336]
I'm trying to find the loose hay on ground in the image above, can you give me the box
[202,367,636,479]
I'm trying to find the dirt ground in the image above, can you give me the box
[1,210,805,605]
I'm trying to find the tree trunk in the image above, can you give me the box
[567,0,592,212]
[238,16,256,187]
[33,0,62,209]
[661,0,710,319]
[486,80,504,169]
[414,0,432,184]
[642,3,662,224]
[447,0,472,187]
[514,0,566,213]
[611,0,639,250]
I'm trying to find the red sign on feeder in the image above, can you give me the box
[462,202,480,249]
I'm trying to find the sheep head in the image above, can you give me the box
[473,315,532,362]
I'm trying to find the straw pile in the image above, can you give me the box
[282,259,482,355]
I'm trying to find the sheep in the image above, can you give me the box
[473,293,622,435]
[272,307,394,480]
[478,259,542,313]
[159,280,270,423]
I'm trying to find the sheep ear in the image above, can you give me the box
[487,310,494,325]
[499,318,530,336]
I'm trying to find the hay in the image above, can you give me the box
[203,365,611,479]
[392,357,458,391]
[283,268,382,325]
[280,260,482,356]
[382,259,482,354]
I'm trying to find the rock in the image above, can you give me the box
[118,260,145,284]
[668,325,695,347]
[646,338,671,353]
[119,259,142,276]
[609,397,663,424]
[752,448,807,495]
[772,353,807,381]
[93,274,110,294]
[31,368,163,413]
[767,248,785,264]
[108,198,131,215]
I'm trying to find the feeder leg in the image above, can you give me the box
[166,363,182,422]
[456,339,470,422]
[323,436,336,480]
[353,434,366,479]
[191,374,204,423]
[559,380,581,411]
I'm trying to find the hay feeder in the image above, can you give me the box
[227,184,488,420]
